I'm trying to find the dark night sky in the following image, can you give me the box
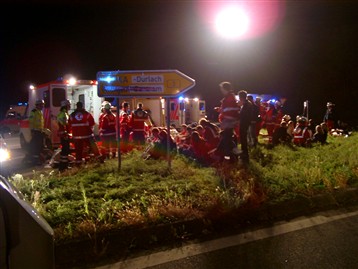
[1,0,357,126]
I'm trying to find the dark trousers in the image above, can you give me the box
[216,128,236,157]
[30,130,45,157]
[240,124,249,161]
[248,122,258,147]
[133,131,145,145]
[59,137,70,170]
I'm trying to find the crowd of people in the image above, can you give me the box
[27,81,349,171]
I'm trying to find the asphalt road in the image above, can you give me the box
[0,133,35,176]
[97,207,358,269]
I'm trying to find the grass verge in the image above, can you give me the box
[10,133,358,245]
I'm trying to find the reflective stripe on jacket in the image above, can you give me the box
[69,109,95,139]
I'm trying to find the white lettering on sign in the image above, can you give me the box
[132,75,164,84]
[104,85,164,93]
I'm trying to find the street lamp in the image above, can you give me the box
[29,84,35,90]
[215,6,250,39]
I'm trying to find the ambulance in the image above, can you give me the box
[19,78,103,149]
[19,76,206,149]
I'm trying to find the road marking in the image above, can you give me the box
[94,209,358,269]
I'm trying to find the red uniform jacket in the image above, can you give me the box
[293,125,311,146]
[130,109,149,132]
[99,112,116,137]
[69,109,95,140]
[219,93,239,122]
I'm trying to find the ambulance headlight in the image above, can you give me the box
[0,148,10,162]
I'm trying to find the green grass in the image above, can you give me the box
[10,133,358,243]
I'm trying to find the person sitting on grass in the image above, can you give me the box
[199,118,220,152]
[312,125,327,145]
[286,120,295,139]
[148,129,177,160]
[272,121,292,146]
[190,131,212,166]
[293,117,312,147]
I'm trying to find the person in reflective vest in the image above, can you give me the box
[28,99,45,164]
[99,102,117,158]
[99,101,110,128]
[57,99,71,171]
[130,103,150,145]
[264,102,277,143]
[293,116,311,147]
[120,101,130,117]
[69,102,102,164]
[120,112,131,152]
[213,82,240,160]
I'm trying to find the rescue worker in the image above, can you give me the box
[213,82,240,161]
[69,101,103,164]
[238,90,253,162]
[120,102,130,117]
[264,102,277,143]
[57,99,71,171]
[323,102,337,131]
[130,102,150,145]
[28,99,45,165]
[274,101,284,131]
[120,112,131,152]
[99,101,110,126]
[99,102,117,158]
[293,116,311,147]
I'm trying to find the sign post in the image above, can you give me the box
[166,98,171,168]
[116,98,121,171]
[97,70,195,170]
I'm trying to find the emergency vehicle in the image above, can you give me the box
[20,77,206,149]
[0,103,27,134]
[19,78,103,149]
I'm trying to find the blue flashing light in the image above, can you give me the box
[178,96,184,101]
[18,102,22,106]
[98,76,116,83]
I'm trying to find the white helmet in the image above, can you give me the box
[282,114,291,121]
[102,101,110,107]
[60,99,71,107]
[35,99,45,105]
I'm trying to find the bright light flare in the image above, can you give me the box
[215,7,249,39]
[0,148,10,162]
[67,77,77,86]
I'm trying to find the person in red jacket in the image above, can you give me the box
[199,118,220,152]
[119,112,131,152]
[99,102,117,159]
[293,116,312,147]
[264,102,277,143]
[130,103,150,145]
[69,102,102,164]
[190,131,212,165]
[213,81,239,160]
